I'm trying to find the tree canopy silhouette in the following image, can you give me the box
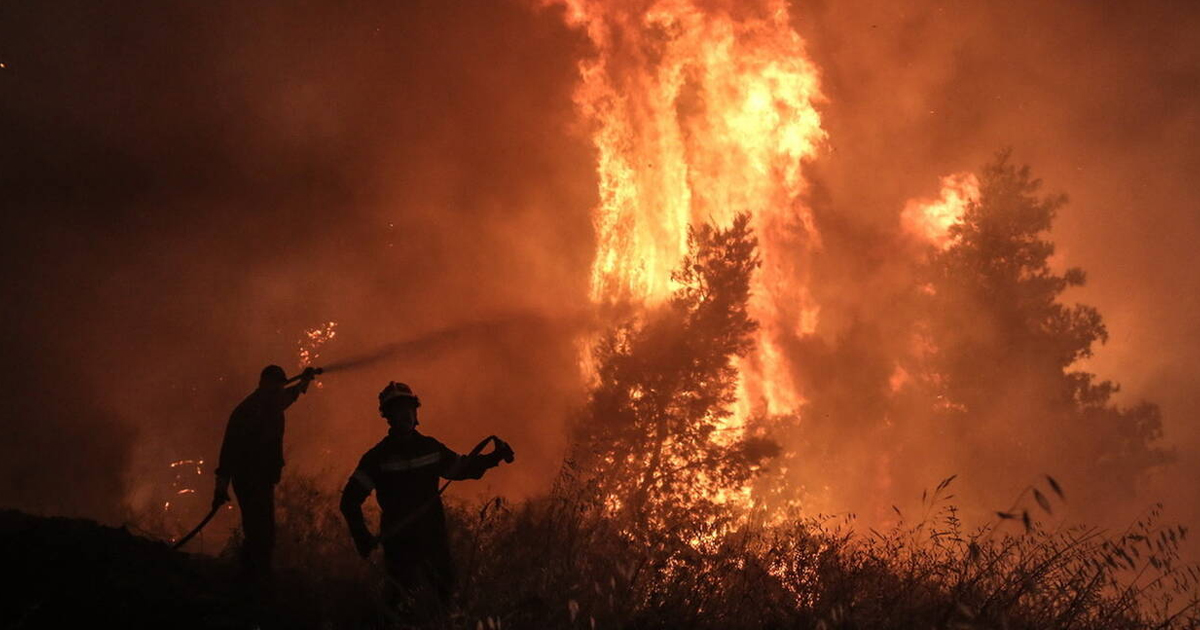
[764,151,1172,520]
[570,213,777,536]
[920,150,1171,499]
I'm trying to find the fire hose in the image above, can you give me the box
[172,504,222,550]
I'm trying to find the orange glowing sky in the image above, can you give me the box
[0,0,1196,534]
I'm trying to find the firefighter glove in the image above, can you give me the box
[354,532,378,559]
[212,476,231,510]
[494,438,515,464]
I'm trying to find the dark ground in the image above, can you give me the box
[0,509,343,629]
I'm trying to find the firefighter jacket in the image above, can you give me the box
[340,429,502,550]
[216,384,305,484]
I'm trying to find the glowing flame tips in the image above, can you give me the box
[902,173,980,250]
[562,0,826,429]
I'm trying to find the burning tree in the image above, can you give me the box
[767,152,1174,521]
[918,151,1172,503]
[569,214,778,537]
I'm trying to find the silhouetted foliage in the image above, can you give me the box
[920,150,1172,497]
[766,150,1173,521]
[569,213,775,537]
[95,473,1199,629]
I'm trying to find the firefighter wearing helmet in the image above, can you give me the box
[340,381,514,619]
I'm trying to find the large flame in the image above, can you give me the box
[560,0,827,434]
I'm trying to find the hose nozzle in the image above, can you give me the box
[287,367,324,385]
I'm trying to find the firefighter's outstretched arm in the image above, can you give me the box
[441,437,515,480]
[340,472,377,558]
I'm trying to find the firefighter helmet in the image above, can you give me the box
[379,381,421,410]
[260,364,287,387]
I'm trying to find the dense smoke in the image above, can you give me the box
[0,0,1196,539]
[790,0,1200,526]
[0,0,597,526]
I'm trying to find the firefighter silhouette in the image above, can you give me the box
[212,364,318,582]
[340,381,514,620]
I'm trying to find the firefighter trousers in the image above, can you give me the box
[232,477,276,580]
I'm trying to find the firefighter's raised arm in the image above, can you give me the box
[282,367,318,408]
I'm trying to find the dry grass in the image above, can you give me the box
[221,471,1200,629]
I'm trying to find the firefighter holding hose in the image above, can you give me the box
[210,364,319,583]
[340,381,514,620]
